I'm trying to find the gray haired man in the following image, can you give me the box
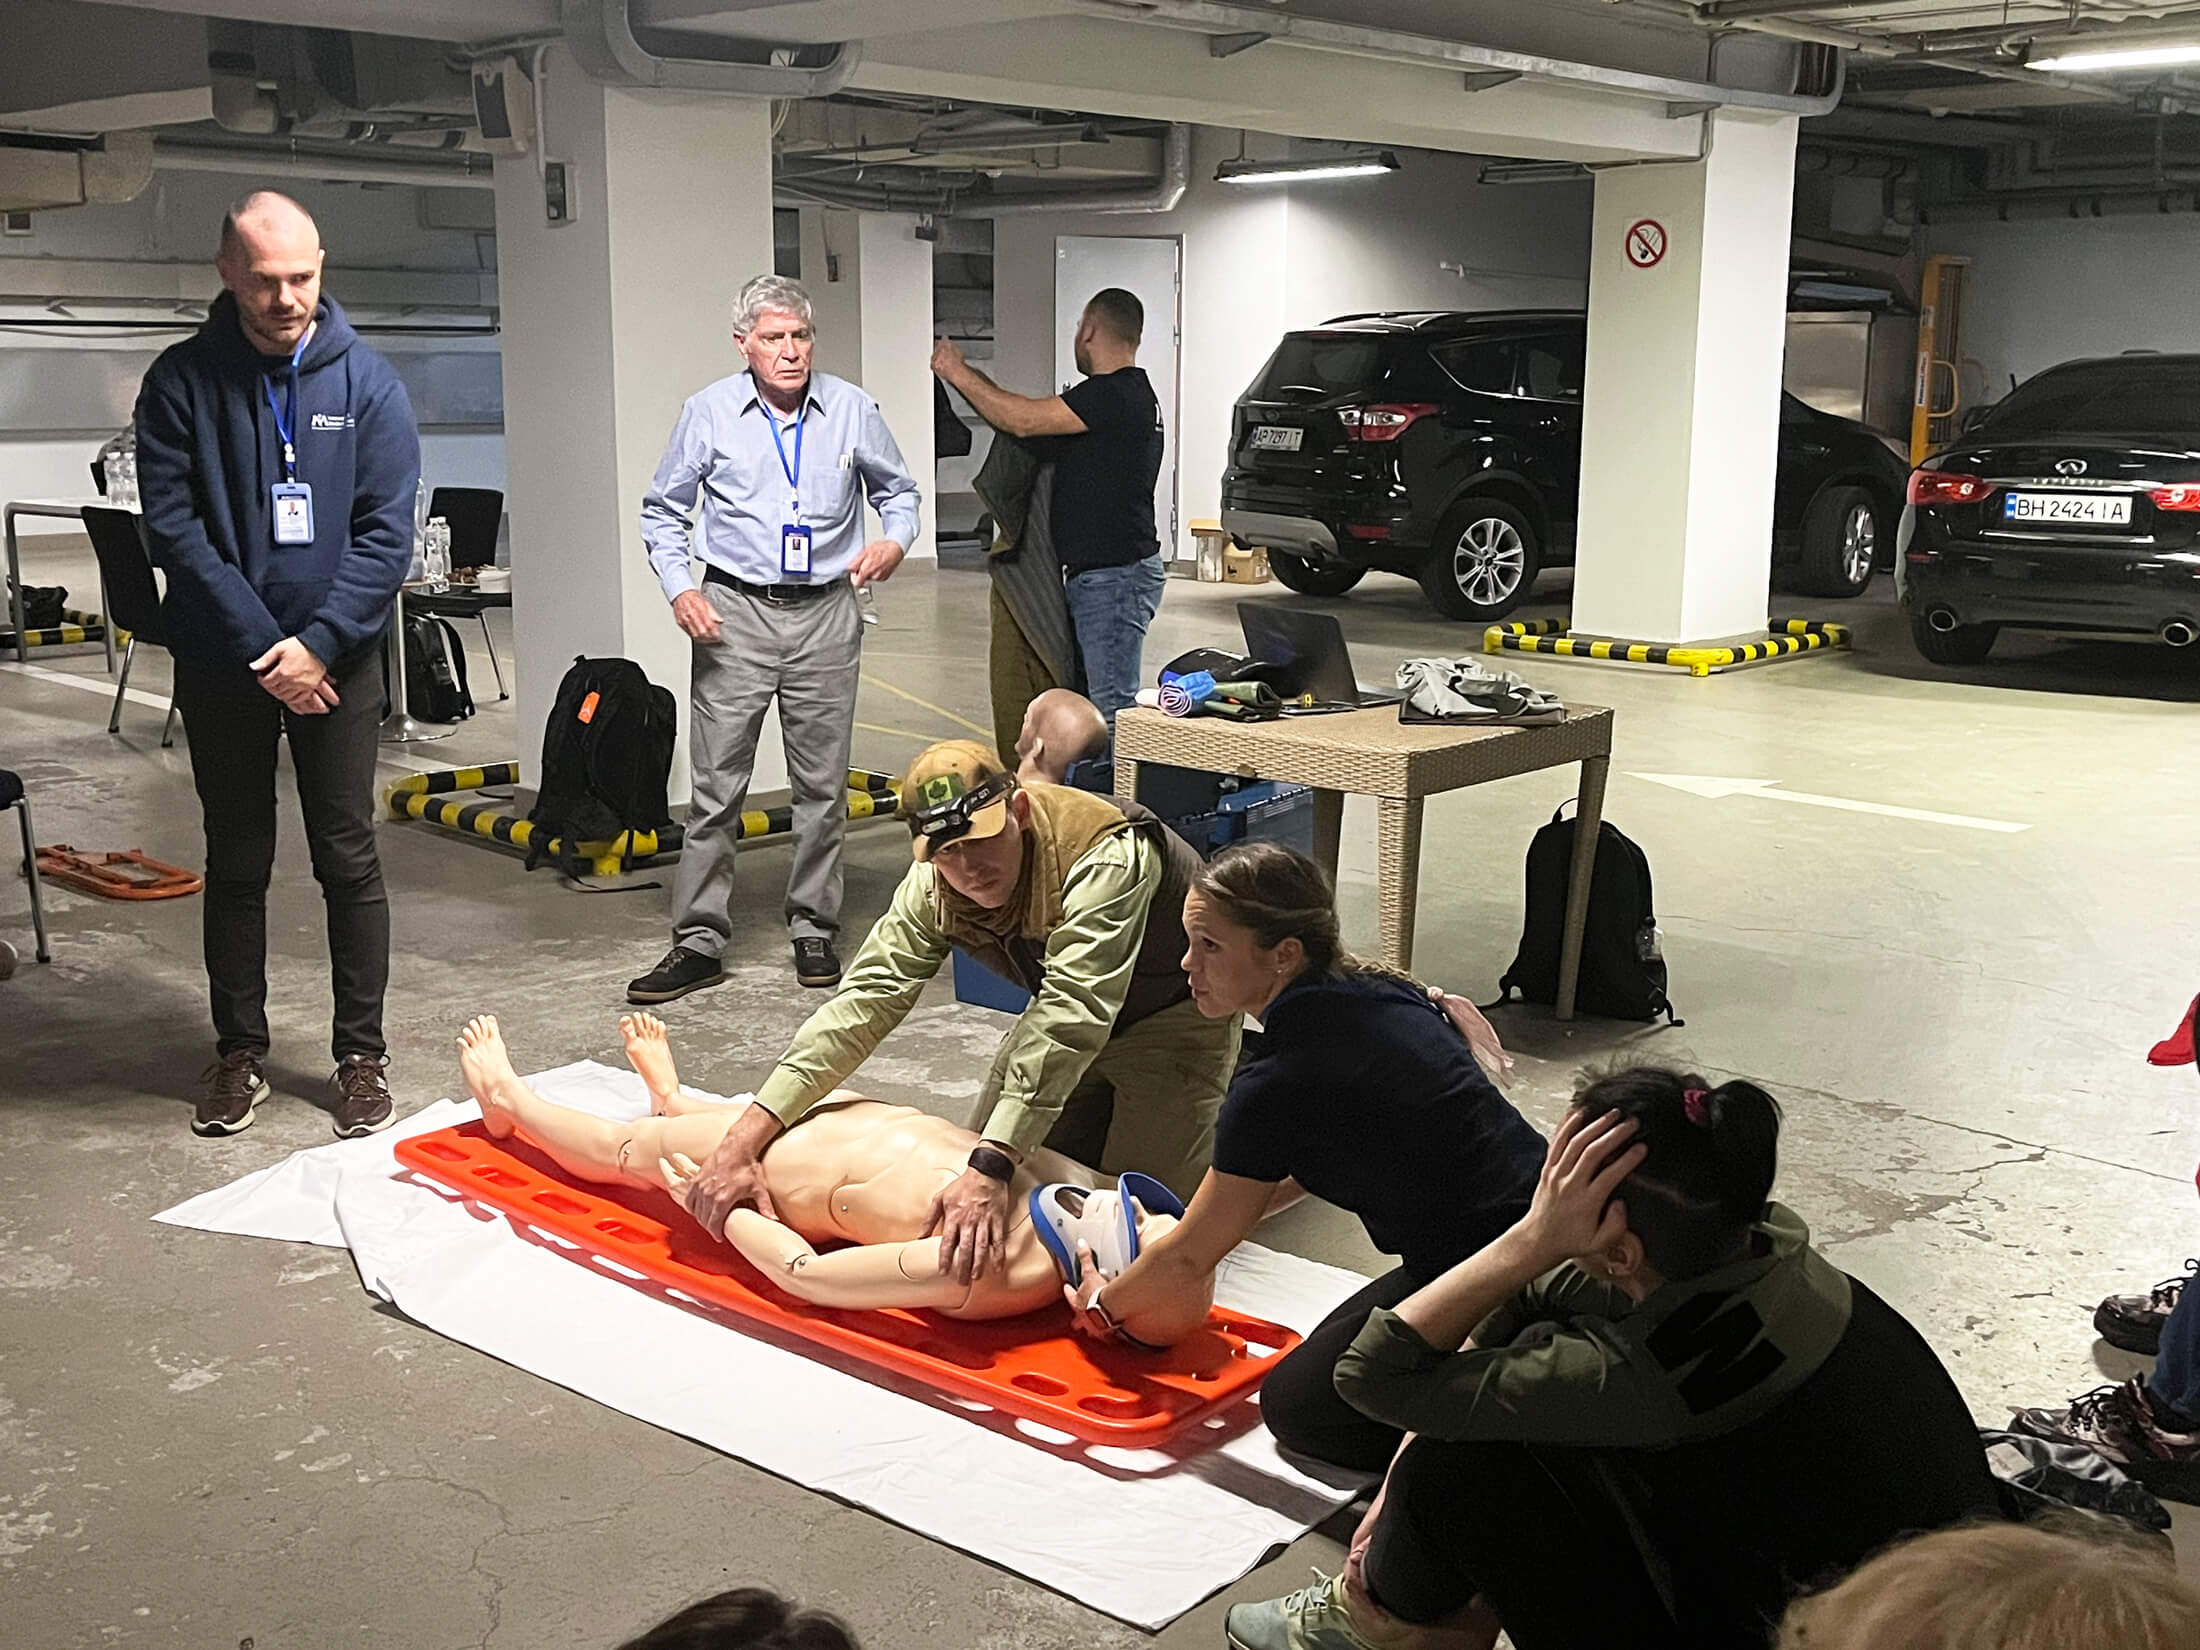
[629,275,922,1001]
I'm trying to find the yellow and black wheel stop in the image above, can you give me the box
[0,608,108,650]
[384,763,905,878]
[1484,616,1849,678]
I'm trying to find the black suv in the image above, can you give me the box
[1220,310,1909,621]
[1898,352,2200,666]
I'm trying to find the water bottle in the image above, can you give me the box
[407,479,429,583]
[424,518,451,591]
[102,449,123,503]
[119,449,138,510]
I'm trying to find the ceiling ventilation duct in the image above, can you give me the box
[559,0,860,98]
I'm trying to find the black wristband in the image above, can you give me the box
[967,1145,1016,1184]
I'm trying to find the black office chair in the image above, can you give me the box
[0,767,51,964]
[404,486,509,699]
[80,505,179,747]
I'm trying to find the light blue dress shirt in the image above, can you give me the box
[641,368,922,600]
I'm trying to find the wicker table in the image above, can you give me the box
[1113,704,1615,1018]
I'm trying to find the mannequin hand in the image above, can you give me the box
[251,637,336,713]
[672,589,724,643]
[927,1167,1011,1284]
[683,1128,777,1237]
[930,338,967,380]
[849,539,905,588]
[1063,1241,1113,1339]
[1517,1107,1644,1268]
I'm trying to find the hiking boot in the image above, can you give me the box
[627,944,725,1005]
[2095,1261,2197,1356]
[330,1054,396,1139]
[794,936,842,989]
[193,1050,270,1137]
[2010,1378,2200,1504]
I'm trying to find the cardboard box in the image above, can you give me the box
[1222,545,1270,584]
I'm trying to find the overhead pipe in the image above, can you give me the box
[1917,188,2200,223]
[1061,0,1845,116]
[960,122,1192,217]
[559,0,860,97]
[151,136,494,189]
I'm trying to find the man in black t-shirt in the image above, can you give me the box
[933,288,1166,728]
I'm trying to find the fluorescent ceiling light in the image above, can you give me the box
[2027,40,2200,71]
[1215,150,1401,185]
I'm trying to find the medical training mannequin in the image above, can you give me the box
[455,1012,1210,1339]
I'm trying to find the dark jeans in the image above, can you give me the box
[1366,1437,1683,1650]
[172,642,389,1064]
[1261,1265,1426,1473]
[2153,1266,2200,1417]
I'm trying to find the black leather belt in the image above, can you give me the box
[703,564,845,604]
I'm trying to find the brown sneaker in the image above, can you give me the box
[331,1054,396,1139]
[194,1050,270,1137]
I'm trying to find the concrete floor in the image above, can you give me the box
[6,534,2200,1648]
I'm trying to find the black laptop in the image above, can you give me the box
[1237,603,1403,712]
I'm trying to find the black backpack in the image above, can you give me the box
[1496,806,1681,1025]
[525,656,677,877]
[403,612,475,724]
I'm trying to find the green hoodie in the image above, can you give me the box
[1335,1203,1853,1448]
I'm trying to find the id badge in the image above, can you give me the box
[271,482,315,546]
[780,523,813,577]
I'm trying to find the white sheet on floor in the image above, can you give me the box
[153,1061,1370,1627]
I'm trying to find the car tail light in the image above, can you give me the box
[2150,485,2200,512]
[1907,470,1996,507]
[1340,403,1437,442]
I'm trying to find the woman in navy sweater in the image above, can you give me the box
[1066,841,1546,1471]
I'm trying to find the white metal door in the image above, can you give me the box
[1054,234,1182,557]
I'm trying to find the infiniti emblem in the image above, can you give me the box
[2055,458,2088,476]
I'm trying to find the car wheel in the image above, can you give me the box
[1266,548,1367,597]
[1909,611,1999,666]
[1794,484,1882,599]
[1420,499,1541,622]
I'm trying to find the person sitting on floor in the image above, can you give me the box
[454,1012,1210,1339]
[615,1585,861,1650]
[1225,1066,2002,1650]
[1013,687,1110,787]
[1063,840,1546,1473]
[1775,1522,2200,1649]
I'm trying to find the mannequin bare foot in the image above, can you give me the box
[456,1014,523,1138]
[619,1011,686,1115]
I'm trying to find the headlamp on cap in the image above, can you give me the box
[908,769,1017,852]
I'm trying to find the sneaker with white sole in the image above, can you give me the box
[194,1050,270,1137]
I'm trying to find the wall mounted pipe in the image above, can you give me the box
[151,137,495,189]
[1917,188,2200,222]
[559,0,860,97]
[959,122,1190,217]
[1062,0,1844,116]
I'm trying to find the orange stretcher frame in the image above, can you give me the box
[35,845,203,900]
[395,1123,1302,1446]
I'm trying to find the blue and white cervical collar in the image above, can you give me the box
[1029,1172,1185,1285]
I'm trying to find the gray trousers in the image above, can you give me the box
[672,580,861,955]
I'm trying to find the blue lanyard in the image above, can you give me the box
[263,330,310,482]
[766,401,805,511]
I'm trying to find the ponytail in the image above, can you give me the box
[1576,1066,1784,1279]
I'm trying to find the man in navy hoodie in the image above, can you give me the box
[135,190,418,1140]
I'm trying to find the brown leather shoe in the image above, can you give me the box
[331,1054,396,1139]
[193,1050,270,1137]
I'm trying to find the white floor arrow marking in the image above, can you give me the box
[1628,773,2030,834]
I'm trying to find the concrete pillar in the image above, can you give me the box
[493,50,777,801]
[797,206,937,560]
[1570,109,1800,644]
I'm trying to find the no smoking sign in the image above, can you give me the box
[1624,218,1667,269]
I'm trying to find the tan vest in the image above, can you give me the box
[934,784,1198,1034]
